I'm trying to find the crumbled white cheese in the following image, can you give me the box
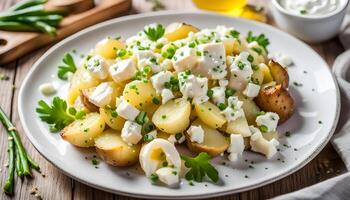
[109,59,137,83]
[121,121,142,145]
[172,46,197,72]
[230,52,253,81]
[155,167,179,186]
[227,134,245,162]
[221,96,244,122]
[160,59,173,71]
[249,126,279,159]
[187,125,204,143]
[167,135,177,144]
[161,89,175,104]
[248,41,259,49]
[116,99,140,120]
[88,82,113,107]
[39,82,56,96]
[150,71,172,94]
[256,112,280,132]
[136,50,162,73]
[196,43,227,79]
[211,80,228,105]
[176,133,186,144]
[86,55,109,79]
[178,72,209,104]
[168,133,186,144]
[243,83,261,98]
[269,52,293,67]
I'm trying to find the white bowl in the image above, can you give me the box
[271,0,349,43]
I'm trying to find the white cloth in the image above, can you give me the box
[273,7,350,200]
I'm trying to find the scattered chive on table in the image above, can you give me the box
[0,0,346,199]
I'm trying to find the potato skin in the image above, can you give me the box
[268,60,289,88]
[61,113,105,147]
[255,84,294,124]
[185,119,229,157]
[80,88,99,112]
[95,129,141,167]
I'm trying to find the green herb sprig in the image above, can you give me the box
[57,53,77,80]
[36,96,85,132]
[144,24,165,42]
[246,31,270,50]
[181,152,219,183]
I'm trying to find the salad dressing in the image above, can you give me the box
[278,0,339,16]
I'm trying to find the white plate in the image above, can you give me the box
[18,12,340,199]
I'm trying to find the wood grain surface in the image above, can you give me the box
[0,0,346,199]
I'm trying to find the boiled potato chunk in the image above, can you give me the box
[268,60,289,88]
[224,39,240,55]
[95,129,141,167]
[152,98,191,134]
[255,84,295,124]
[61,113,105,147]
[194,101,226,129]
[263,131,279,141]
[224,116,251,137]
[94,37,126,59]
[185,119,229,157]
[236,92,260,125]
[67,68,100,105]
[251,68,264,85]
[100,107,125,131]
[123,80,157,109]
[164,22,199,41]
[260,63,274,84]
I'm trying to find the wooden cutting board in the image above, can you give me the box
[0,0,131,65]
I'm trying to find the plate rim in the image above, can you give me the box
[18,11,341,199]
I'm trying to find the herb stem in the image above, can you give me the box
[3,139,15,195]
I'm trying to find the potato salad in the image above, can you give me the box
[37,23,295,187]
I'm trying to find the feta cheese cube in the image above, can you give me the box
[168,133,186,144]
[39,82,56,96]
[196,43,227,79]
[268,52,293,67]
[121,121,142,145]
[187,125,204,143]
[155,167,179,186]
[172,46,197,72]
[86,55,109,79]
[161,89,174,104]
[150,71,173,94]
[88,82,113,107]
[136,50,162,73]
[230,51,253,81]
[221,96,244,122]
[243,83,261,98]
[211,80,228,105]
[116,99,140,120]
[109,59,137,83]
[178,73,209,104]
[160,59,173,71]
[227,134,245,162]
[255,112,279,132]
[249,126,279,159]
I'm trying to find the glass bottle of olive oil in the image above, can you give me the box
[192,0,247,16]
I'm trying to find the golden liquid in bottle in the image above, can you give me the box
[192,0,247,16]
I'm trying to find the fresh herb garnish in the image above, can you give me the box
[57,53,77,80]
[144,24,165,42]
[300,9,307,15]
[150,173,159,184]
[259,125,268,133]
[36,96,85,132]
[230,30,240,39]
[246,31,270,49]
[181,152,219,183]
[145,0,165,11]
[135,111,148,125]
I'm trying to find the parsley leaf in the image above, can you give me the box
[36,96,84,132]
[57,53,77,80]
[246,31,270,49]
[144,24,165,42]
[181,152,219,183]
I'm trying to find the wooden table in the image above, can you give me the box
[0,0,346,199]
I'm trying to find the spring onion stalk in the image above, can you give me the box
[15,147,24,178]
[0,5,45,20]
[0,21,37,32]
[30,21,56,36]
[3,139,15,195]
[10,0,47,11]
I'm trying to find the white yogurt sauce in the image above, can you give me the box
[279,0,339,16]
